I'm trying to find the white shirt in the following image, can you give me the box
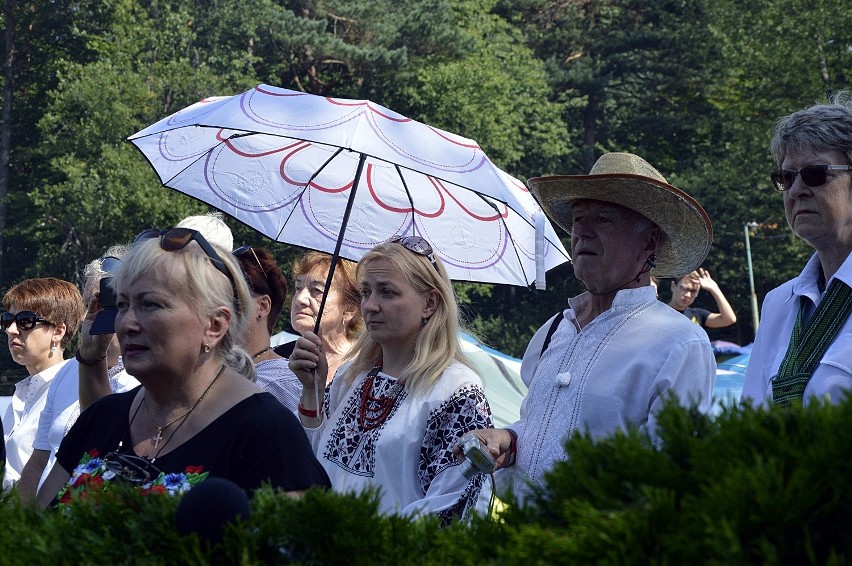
[2,359,69,490]
[502,287,715,496]
[31,357,139,488]
[255,357,300,413]
[742,252,852,406]
[304,361,492,523]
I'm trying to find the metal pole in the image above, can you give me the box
[744,222,760,333]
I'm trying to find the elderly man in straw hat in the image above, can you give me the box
[456,152,717,496]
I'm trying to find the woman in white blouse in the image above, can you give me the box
[1,278,83,490]
[290,237,493,524]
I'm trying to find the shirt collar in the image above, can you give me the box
[790,252,852,303]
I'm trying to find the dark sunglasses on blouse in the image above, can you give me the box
[233,245,267,277]
[770,164,852,192]
[103,452,163,484]
[390,235,439,272]
[135,228,237,294]
[0,310,52,332]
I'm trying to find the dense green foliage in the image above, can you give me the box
[0,0,851,359]
[1,398,850,563]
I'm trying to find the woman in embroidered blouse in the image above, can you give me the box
[289,238,493,524]
[232,245,299,410]
[36,228,329,508]
[2,278,83,490]
[742,92,852,407]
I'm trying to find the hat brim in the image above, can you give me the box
[528,173,712,278]
[89,308,117,335]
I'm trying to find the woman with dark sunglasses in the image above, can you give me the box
[742,92,852,407]
[15,251,139,503]
[2,278,83,490]
[37,228,329,508]
[289,239,492,525]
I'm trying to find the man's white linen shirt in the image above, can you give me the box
[742,252,852,406]
[503,286,715,495]
[32,357,138,487]
[2,359,69,490]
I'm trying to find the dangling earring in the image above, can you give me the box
[422,317,429,326]
[203,344,211,353]
[50,343,57,354]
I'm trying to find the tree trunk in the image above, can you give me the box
[581,92,598,172]
[0,0,14,286]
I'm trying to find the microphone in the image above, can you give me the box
[175,477,251,546]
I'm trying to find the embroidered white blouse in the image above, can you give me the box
[742,252,852,406]
[502,286,716,497]
[2,359,69,490]
[304,360,492,524]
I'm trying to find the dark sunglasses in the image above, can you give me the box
[233,245,267,277]
[0,310,52,332]
[390,236,439,272]
[770,164,852,192]
[135,228,237,295]
[99,255,121,274]
[103,452,163,484]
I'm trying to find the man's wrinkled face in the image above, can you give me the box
[569,199,654,293]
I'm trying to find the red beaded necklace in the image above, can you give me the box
[358,364,403,431]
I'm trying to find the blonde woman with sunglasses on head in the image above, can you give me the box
[289,238,493,525]
[37,228,329,508]
[743,92,852,407]
[2,278,83,491]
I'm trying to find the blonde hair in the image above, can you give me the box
[114,235,255,380]
[341,241,475,395]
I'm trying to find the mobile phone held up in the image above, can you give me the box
[89,277,118,335]
[459,435,497,479]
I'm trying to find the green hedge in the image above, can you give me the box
[3,398,850,564]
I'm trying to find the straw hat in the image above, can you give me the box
[527,152,712,278]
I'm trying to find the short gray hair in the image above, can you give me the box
[82,244,130,304]
[770,91,852,167]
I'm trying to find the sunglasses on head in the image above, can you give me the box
[233,245,267,277]
[135,228,237,295]
[103,452,163,484]
[770,164,852,192]
[0,311,52,332]
[99,255,121,274]
[390,236,439,272]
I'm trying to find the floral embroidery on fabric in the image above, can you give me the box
[420,384,492,494]
[437,473,485,527]
[54,448,209,508]
[323,373,407,477]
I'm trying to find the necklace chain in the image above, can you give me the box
[252,346,271,359]
[143,364,225,453]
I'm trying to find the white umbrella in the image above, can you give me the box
[128,84,569,290]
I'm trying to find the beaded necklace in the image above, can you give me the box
[358,365,403,431]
